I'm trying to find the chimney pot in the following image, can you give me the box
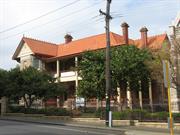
[121,22,129,28]
[140,27,148,48]
[64,34,73,44]
[140,27,148,32]
[121,22,129,45]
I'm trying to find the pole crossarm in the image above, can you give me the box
[99,9,112,20]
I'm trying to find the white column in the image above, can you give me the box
[139,81,143,109]
[57,97,60,108]
[96,98,99,110]
[127,82,132,109]
[75,57,78,92]
[75,57,78,108]
[56,60,60,108]
[117,87,121,111]
[56,60,60,78]
[149,81,153,112]
[117,87,121,103]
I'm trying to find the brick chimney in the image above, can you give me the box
[140,27,148,48]
[64,34,73,44]
[121,22,129,45]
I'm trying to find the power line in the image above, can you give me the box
[0,0,80,34]
[0,1,103,40]
[1,0,177,40]
[48,15,103,40]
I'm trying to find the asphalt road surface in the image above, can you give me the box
[0,120,124,135]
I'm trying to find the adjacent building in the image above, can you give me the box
[169,11,180,112]
[13,22,170,111]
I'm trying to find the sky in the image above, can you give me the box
[0,0,180,70]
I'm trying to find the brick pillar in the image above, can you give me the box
[1,97,7,116]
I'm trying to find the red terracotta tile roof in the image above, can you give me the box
[57,32,134,58]
[22,37,58,57]
[13,32,168,61]
[134,34,167,49]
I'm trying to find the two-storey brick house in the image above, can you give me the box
[13,22,170,111]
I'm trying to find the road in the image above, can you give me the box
[0,120,124,135]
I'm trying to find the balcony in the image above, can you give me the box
[53,71,82,82]
[61,71,76,77]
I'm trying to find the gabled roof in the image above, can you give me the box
[22,37,58,57]
[13,37,58,60]
[134,34,167,49]
[13,32,168,61]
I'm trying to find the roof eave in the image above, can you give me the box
[12,38,25,60]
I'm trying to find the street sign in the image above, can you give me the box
[76,97,85,107]
[163,60,171,88]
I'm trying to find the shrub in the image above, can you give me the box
[8,106,25,113]
[95,108,105,119]
[45,107,70,116]
[24,108,45,114]
[150,112,168,120]
[173,113,180,122]
[130,109,148,120]
[8,106,70,116]
[83,107,96,113]
[71,109,81,117]
[112,109,148,120]
[113,111,128,120]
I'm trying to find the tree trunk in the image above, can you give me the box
[23,95,28,109]
[29,95,33,108]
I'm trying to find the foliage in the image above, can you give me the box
[174,113,180,121]
[78,45,152,106]
[78,50,106,100]
[145,42,170,83]
[112,109,180,122]
[112,109,147,120]
[0,69,9,97]
[45,107,70,116]
[150,112,168,120]
[111,45,151,91]
[8,106,70,116]
[7,67,64,108]
[94,108,105,118]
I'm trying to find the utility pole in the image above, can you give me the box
[99,0,112,127]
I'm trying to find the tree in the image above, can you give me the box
[111,45,151,94]
[146,42,170,84]
[7,67,64,108]
[78,51,106,103]
[78,45,151,109]
[0,69,8,98]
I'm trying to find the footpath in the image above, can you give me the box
[0,116,180,135]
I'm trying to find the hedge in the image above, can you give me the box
[8,106,70,116]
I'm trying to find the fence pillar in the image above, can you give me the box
[149,81,153,112]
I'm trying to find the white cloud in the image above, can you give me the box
[0,0,179,70]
